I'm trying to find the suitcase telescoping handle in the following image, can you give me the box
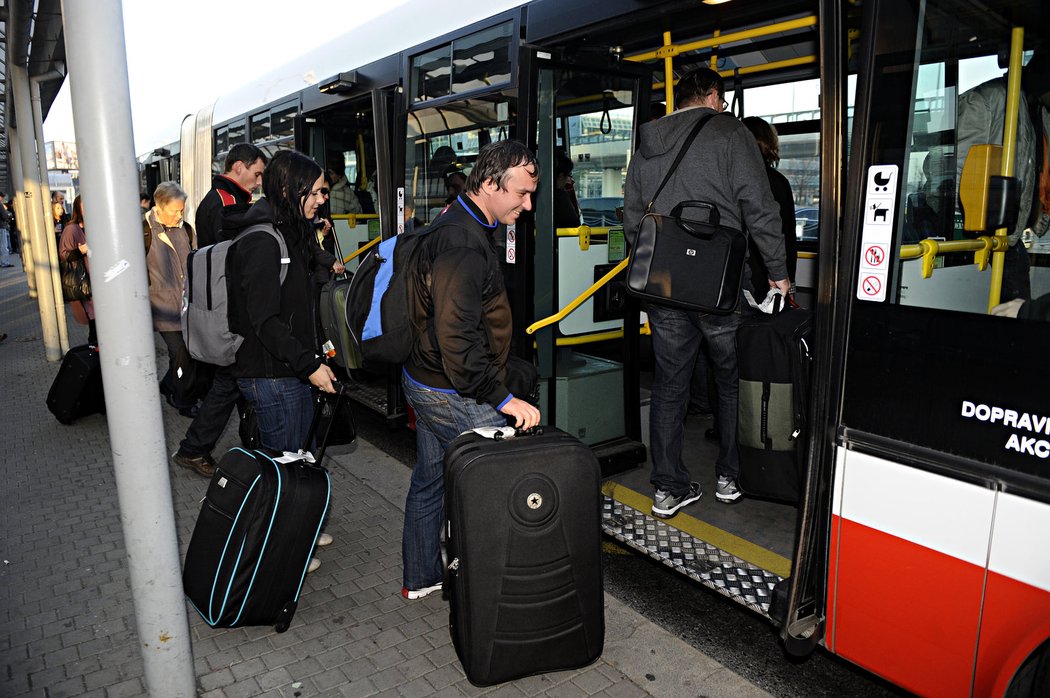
[297,380,349,464]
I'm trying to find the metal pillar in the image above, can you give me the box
[10,63,62,361]
[8,127,38,297]
[61,0,196,695]
[31,72,71,352]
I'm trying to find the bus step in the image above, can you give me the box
[601,495,783,618]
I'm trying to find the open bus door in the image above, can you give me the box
[795,0,1050,693]
[522,50,651,475]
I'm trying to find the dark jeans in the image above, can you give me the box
[647,300,747,496]
[400,371,505,590]
[237,377,313,453]
[179,366,241,457]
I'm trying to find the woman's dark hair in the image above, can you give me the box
[70,195,85,226]
[742,116,780,168]
[263,149,322,244]
[466,140,539,194]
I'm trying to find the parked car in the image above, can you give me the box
[578,197,622,227]
[795,207,819,241]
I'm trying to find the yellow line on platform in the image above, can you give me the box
[601,481,793,579]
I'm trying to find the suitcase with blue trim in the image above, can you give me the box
[443,426,605,686]
[181,386,344,631]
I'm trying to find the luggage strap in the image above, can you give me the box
[645,112,723,214]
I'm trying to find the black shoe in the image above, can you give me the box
[172,451,216,478]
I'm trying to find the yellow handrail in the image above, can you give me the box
[526,257,630,335]
[652,55,819,91]
[332,213,380,228]
[626,16,817,63]
[341,234,381,265]
[899,236,1007,279]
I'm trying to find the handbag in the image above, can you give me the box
[60,252,92,302]
[625,113,748,314]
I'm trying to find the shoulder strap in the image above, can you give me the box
[645,112,719,213]
[238,223,290,285]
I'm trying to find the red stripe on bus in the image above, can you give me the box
[974,569,1050,696]
[830,515,982,697]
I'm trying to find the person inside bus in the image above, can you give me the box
[553,151,582,228]
[623,66,789,516]
[171,143,268,479]
[742,116,797,303]
[956,52,1050,301]
[326,153,363,215]
[400,140,541,600]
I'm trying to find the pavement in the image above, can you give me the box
[0,260,773,697]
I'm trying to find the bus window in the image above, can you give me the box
[405,98,515,227]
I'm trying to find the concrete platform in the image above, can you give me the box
[0,262,772,697]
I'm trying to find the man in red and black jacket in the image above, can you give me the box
[194,143,267,248]
[171,143,267,478]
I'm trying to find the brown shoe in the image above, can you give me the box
[172,451,216,478]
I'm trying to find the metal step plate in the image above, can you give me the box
[602,494,783,617]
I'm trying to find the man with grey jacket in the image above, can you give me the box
[623,67,790,517]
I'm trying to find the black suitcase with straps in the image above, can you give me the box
[47,344,106,424]
[443,426,605,686]
[182,384,348,632]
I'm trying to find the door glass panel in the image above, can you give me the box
[404,98,516,227]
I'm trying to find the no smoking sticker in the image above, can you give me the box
[858,274,885,301]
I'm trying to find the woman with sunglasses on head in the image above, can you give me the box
[226,150,338,457]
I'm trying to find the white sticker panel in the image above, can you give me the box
[857,164,899,302]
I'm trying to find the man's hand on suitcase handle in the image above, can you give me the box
[500,397,541,431]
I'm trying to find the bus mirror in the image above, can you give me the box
[959,144,1004,232]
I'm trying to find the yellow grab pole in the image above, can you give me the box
[663,32,675,114]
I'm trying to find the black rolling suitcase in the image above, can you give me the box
[182,384,346,631]
[736,307,813,502]
[47,344,105,424]
[318,232,362,370]
[443,426,604,686]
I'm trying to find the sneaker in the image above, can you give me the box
[307,558,321,574]
[651,482,703,518]
[715,476,742,503]
[401,583,442,600]
[172,451,216,478]
[316,533,333,547]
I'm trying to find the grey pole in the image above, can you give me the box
[61,1,196,695]
[10,62,62,360]
[7,126,38,297]
[30,73,71,352]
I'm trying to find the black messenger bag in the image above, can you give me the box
[626,113,748,314]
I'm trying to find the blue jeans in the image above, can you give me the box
[401,371,506,590]
[237,377,313,453]
[647,300,747,495]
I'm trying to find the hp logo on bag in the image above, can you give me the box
[686,249,697,256]
[527,493,543,509]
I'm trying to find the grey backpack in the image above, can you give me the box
[182,224,288,366]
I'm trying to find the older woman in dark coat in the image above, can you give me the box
[145,181,197,417]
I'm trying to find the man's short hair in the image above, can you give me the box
[224,143,267,174]
[153,181,188,207]
[466,140,539,194]
[674,67,725,110]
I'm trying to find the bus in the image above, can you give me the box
[142,0,1050,694]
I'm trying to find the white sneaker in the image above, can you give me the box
[715,476,742,503]
[651,482,703,518]
[401,583,442,600]
[316,533,333,547]
[307,558,321,574]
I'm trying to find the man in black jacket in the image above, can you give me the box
[400,140,541,600]
[194,143,267,248]
[171,143,267,478]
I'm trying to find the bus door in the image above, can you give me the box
[524,53,650,473]
[811,0,1050,693]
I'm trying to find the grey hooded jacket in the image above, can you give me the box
[623,106,788,285]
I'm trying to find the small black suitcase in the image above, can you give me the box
[182,385,346,631]
[443,426,604,686]
[736,307,812,502]
[47,344,105,424]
